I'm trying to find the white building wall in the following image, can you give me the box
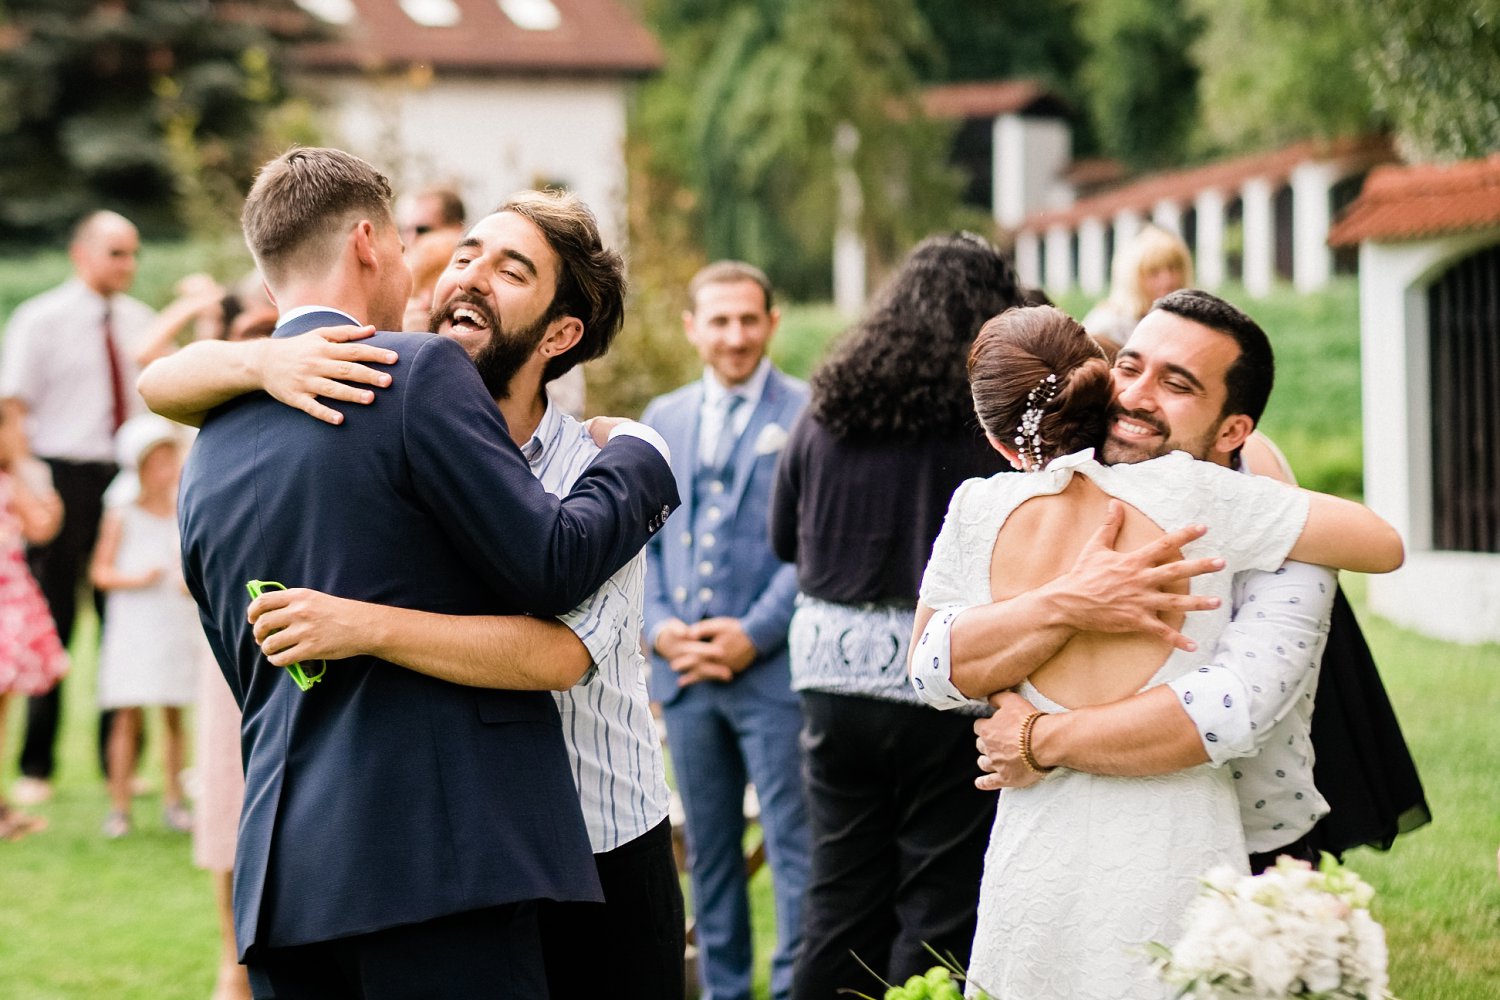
[305,73,630,243]
[1152,199,1183,237]
[1044,225,1073,294]
[1014,230,1042,290]
[1112,209,1143,258]
[1078,217,1108,296]
[994,115,1072,229]
[1359,231,1500,644]
[1194,189,1227,290]
[1241,177,1275,298]
[1291,162,1338,292]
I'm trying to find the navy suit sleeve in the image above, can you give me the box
[402,337,679,616]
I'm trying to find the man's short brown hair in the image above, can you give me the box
[242,147,395,286]
[496,190,626,383]
[687,260,775,313]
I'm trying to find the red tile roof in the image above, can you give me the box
[1020,134,1394,234]
[1328,154,1500,245]
[293,0,663,77]
[922,79,1070,120]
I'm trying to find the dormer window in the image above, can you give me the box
[499,0,562,31]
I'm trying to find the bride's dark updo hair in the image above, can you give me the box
[968,305,1115,467]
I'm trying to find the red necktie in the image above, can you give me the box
[101,304,127,433]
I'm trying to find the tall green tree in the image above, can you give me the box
[635,0,961,298]
[915,0,1084,87]
[1190,0,1373,155]
[0,0,313,244]
[1077,0,1203,168]
[1353,0,1500,160]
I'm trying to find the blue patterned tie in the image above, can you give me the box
[710,393,746,472]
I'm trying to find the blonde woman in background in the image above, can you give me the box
[1083,224,1193,351]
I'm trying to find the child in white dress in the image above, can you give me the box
[92,415,200,838]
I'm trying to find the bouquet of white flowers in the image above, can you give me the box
[1149,855,1393,999]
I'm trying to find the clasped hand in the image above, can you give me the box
[655,617,757,687]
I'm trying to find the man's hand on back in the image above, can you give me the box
[1048,500,1225,652]
[260,325,396,426]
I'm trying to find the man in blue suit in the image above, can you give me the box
[642,262,812,1000]
[163,148,678,998]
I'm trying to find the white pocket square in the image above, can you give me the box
[753,423,789,456]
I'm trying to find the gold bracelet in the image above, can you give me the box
[1018,710,1054,775]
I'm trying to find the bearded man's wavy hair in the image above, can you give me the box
[810,233,1024,441]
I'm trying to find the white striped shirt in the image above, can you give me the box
[523,400,671,853]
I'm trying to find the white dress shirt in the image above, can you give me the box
[696,358,771,467]
[523,400,672,853]
[0,278,154,462]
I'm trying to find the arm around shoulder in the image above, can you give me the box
[1290,491,1404,573]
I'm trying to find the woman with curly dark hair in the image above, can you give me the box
[769,233,1023,999]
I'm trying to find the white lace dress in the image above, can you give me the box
[917,449,1310,999]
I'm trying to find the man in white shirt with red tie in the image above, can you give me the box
[1,210,154,804]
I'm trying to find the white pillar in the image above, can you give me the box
[1291,161,1338,292]
[1113,209,1143,255]
[1241,177,1275,298]
[1152,199,1183,237]
[1078,217,1108,295]
[1194,189,1227,290]
[1015,230,1042,290]
[832,122,866,317]
[1045,225,1073,294]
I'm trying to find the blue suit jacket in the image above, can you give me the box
[641,367,807,707]
[179,312,679,958]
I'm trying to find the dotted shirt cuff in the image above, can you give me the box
[910,607,990,712]
[1167,669,1255,765]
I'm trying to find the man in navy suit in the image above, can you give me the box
[159,148,678,998]
[642,262,812,1000]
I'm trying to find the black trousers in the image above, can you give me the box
[539,817,686,1000]
[246,903,545,1000]
[790,692,996,1000]
[18,458,116,780]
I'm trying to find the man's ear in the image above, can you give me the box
[351,220,379,269]
[1212,413,1256,458]
[539,316,584,359]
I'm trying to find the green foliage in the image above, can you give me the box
[1350,0,1500,160]
[1189,0,1374,155]
[634,0,963,300]
[915,0,1084,88]
[0,0,315,243]
[1077,0,1204,168]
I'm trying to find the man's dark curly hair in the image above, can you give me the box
[809,233,1024,440]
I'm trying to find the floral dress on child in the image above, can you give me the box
[0,471,68,696]
[918,449,1311,1000]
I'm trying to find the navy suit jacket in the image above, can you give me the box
[179,312,678,958]
[641,367,807,707]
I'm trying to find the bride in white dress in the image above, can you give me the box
[912,306,1403,999]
